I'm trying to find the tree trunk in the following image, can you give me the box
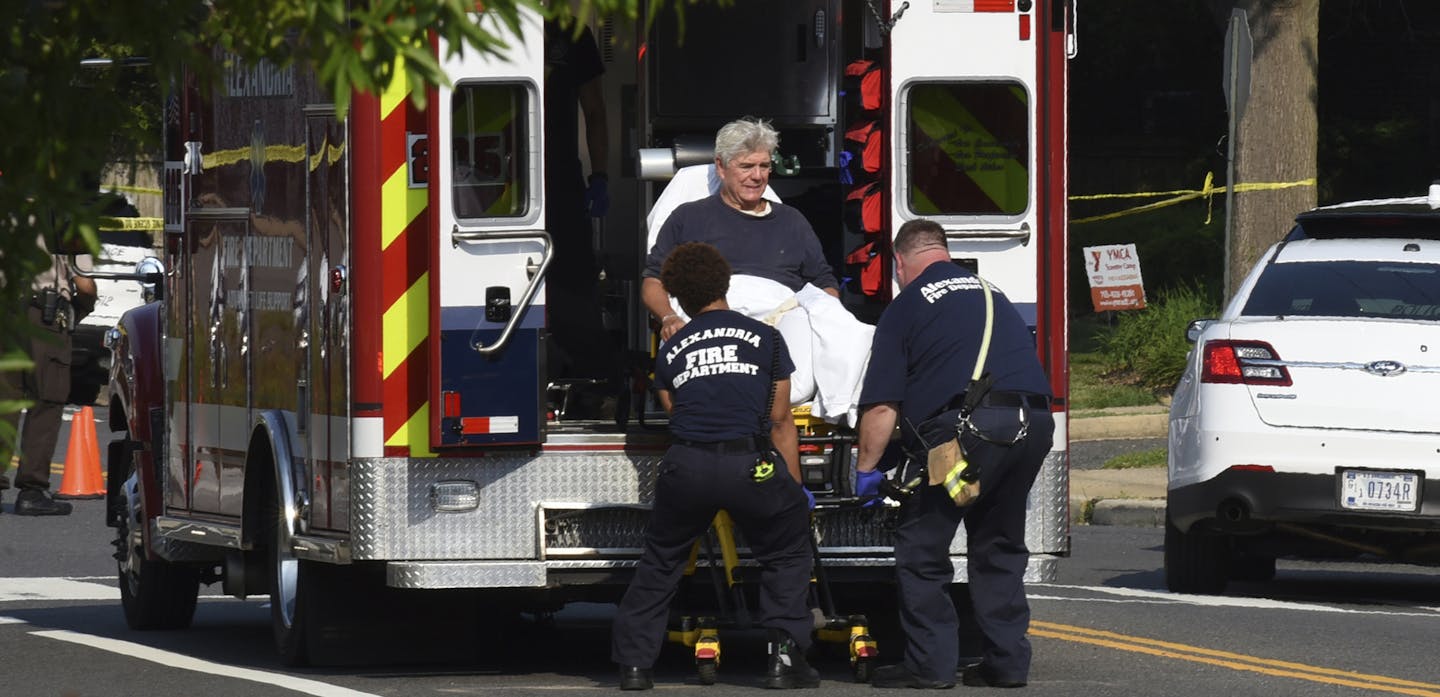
[1229,0,1318,299]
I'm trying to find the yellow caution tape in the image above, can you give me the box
[99,216,164,231]
[1070,172,1315,225]
[106,184,162,197]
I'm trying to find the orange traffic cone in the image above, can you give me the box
[56,405,104,499]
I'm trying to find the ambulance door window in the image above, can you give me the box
[905,81,1030,217]
[451,83,529,219]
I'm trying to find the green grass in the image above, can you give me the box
[1069,349,1158,411]
[1068,283,1220,411]
[1101,447,1167,469]
[1098,282,1216,391]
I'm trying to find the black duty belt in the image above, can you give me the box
[673,436,760,454]
[980,392,1051,410]
[30,293,71,310]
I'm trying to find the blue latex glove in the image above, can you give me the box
[803,486,816,511]
[585,173,610,218]
[856,469,884,506]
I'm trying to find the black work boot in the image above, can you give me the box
[618,665,653,691]
[763,629,820,689]
[14,489,72,516]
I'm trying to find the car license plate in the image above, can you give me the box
[1339,469,1419,512]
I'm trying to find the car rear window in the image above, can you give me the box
[1242,260,1440,320]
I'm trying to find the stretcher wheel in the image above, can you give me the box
[697,658,718,685]
[853,655,874,683]
[848,626,879,683]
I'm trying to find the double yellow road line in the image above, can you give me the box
[1033,621,1440,696]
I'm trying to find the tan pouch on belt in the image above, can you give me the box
[927,439,981,506]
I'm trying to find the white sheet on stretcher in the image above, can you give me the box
[649,166,871,426]
[672,276,873,427]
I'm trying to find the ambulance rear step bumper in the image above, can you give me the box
[382,555,1060,589]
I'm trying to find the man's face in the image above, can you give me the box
[716,149,773,210]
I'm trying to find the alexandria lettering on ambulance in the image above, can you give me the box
[664,327,764,388]
[918,276,992,304]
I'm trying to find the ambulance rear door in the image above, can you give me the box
[432,8,548,446]
[888,1,1049,325]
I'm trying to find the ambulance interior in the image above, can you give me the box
[545,0,887,428]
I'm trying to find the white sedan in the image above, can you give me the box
[1165,190,1440,594]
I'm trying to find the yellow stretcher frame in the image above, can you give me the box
[663,509,881,684]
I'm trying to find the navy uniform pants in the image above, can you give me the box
[893,402,1055,684]
[0,305,72,492]
[611,443,814,668]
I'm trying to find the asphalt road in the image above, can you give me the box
[1070,437,1166,470]
[6,411,1440,696]
[7,510,1440,696]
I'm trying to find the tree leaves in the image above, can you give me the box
[0,0,715,361]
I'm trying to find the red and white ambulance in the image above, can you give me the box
[106,0,1075,663]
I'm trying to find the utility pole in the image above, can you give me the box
[1222,8,1251,303]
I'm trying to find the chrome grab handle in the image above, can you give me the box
[944,222,1032,246]
[450,226,552,356]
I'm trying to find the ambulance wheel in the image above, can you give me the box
[116,471,199,630]
[269,491,320,666]
[697,659,718,685]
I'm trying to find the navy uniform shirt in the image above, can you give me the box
[859,262,1051,426]
[655,309,795,442]
[643,196,839,292]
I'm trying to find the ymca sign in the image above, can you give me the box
[1083,243,1147,312]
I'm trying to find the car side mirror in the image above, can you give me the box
[1185,319,1212,344]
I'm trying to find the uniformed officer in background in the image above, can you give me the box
[1,234,97,516]
[853,218,1054,689]
[611,242,818,690]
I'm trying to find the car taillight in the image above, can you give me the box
[1200,340,1292,386]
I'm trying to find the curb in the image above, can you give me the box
[1090,499,1165,527]
[1070,496,1166,528]
[1069,411,1169,441]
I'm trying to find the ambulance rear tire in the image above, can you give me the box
[269,492,321,666]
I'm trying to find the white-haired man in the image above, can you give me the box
[642,117,839,341]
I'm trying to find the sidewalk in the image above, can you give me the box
[1068,404,1168,527]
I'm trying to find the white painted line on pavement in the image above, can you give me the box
[32,629,383,697]
[0,578,118,602]
[1033,583,1440,618]
[0,616,27,625]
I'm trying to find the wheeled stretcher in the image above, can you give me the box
[663,407,884,684]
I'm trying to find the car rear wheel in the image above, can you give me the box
[1164,512,1229,594]
[1230,554,1277,582]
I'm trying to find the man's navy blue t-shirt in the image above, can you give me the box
[859,262,1051,424]
[655,309,795,442]
[644,195,838,292]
